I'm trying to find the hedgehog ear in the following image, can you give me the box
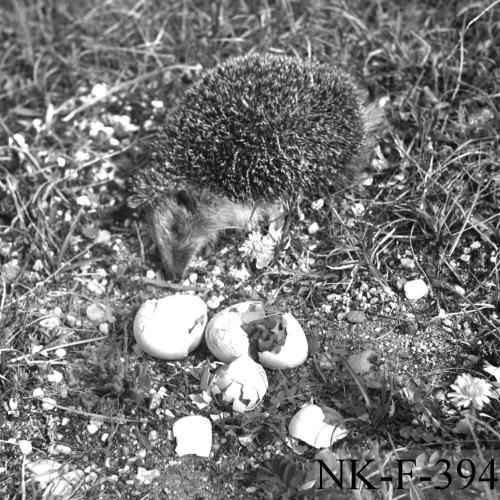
[174,190,197,212]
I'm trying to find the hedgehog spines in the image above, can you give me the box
[128,53,385,279]
[138,54,368,204]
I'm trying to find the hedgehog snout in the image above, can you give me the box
[147,200,198,281]
[160,245,194,281]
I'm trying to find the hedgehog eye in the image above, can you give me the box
[175,190,197,212]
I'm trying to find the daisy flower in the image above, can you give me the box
[448,373,494,410]
[238,231,275,269]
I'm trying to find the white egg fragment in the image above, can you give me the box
[209,356,268,412]
[133,294,207,360]
[205,301,308,369]
[172,415,212,457]
[288,404,348,449]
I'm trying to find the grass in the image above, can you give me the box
[1,0,500,498]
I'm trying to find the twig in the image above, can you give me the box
[38,399,146,424]
[140,277,203,292]
[8,336,107,363]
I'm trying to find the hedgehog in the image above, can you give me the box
[128,54,385,280]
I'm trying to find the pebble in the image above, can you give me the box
[66,315,78,327]
[400,257,416,269]
[206,296,221,310]
[41,397,57,411]
[308,222,320,234]
[404,279,429,300]
[346,310,366,324]
[86,303,114,324]
[87,424,99,435]
[18,440,32,455]
[33,388,45,398]
[95,230,111,244]
[47,370,64,384]
[54,444,72,455]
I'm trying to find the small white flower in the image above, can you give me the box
[229,266,250,282]
[89,120,113,138]
[311,199,324,210]
[110,114,139,133]
[33,259,44,272]
[76,195,91,207]
[352,202,365,217]
[449,373,493,410]
[32,118,44,132]
[74,150,90,162]
[239,231,275,269]
[55,348,66,358]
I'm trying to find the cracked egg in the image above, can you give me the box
[205,301,308,369]
[133,294,207,360]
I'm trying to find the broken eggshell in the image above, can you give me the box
[205,302,308,369]
[257,313,308,370]
[209,355,268,412]
[288,404,348,449]
[133,294,207,360]
[172,415,212,457]
[205,302,263,363]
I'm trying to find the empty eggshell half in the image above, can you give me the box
[172,415,212,457]
[257,313,308,370]
[288,404,348,448]
[209,355,268,412]
[205,302,308,369]
[134,294,207,360]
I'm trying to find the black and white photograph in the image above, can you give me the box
[1,0,499,498]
